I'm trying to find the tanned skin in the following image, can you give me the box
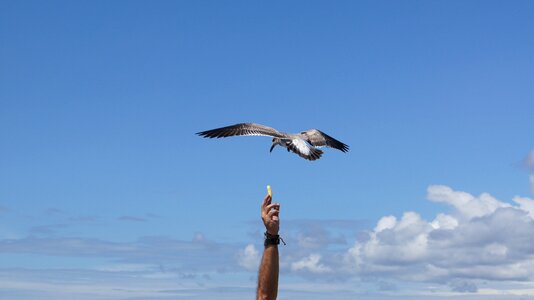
[257,194,280,300]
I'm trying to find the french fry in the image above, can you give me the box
[267,185,272,197]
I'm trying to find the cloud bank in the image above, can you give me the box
[3,181,534,298]
[343,185,534,291]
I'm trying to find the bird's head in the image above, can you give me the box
[270,138,281,152]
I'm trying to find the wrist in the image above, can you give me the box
[266,229,279,236]
[264,231,285,247]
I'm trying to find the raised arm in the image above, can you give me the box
[257,194,281,300]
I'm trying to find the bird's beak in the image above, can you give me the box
[270,143,276,153]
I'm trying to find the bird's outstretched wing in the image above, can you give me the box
[286,138,324,161]
[301,129,349,152]
[196,123,285,138]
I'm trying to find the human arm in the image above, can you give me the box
[257,194,280,300]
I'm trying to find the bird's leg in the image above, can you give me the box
[284,141,291,152]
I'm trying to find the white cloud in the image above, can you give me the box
[291,254,332,274]
[430,213,458,230]
[427,185,510,219]
[238,244,259,270]
[362,212,431,265]
[513,196,534,218]
[345,185,534,288]
[375,215,396,232]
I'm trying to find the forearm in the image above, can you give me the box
[257,245,279,300]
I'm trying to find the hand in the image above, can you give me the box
[261,194,280,235]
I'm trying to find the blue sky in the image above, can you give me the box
[1,1,534,299]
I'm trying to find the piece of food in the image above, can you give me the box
[267,185,272,197]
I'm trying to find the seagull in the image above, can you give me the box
[196,123,349,161]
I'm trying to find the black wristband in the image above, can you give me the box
[264,232,279,246]
[264,232,285,246]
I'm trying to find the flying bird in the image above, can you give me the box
[196,123,349,161]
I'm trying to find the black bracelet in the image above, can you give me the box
[264,232,286,246]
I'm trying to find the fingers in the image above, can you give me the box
[261,193,280,224]
[268,210,279,225]
[262,194,272,211]
[267,204,280,220]
[266,203,280,211]
[267,207,279,218]
[264,203,280,215]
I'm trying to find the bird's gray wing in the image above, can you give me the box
[286,138,323,161]
[301,129,349,152]
[196,123,285,138]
